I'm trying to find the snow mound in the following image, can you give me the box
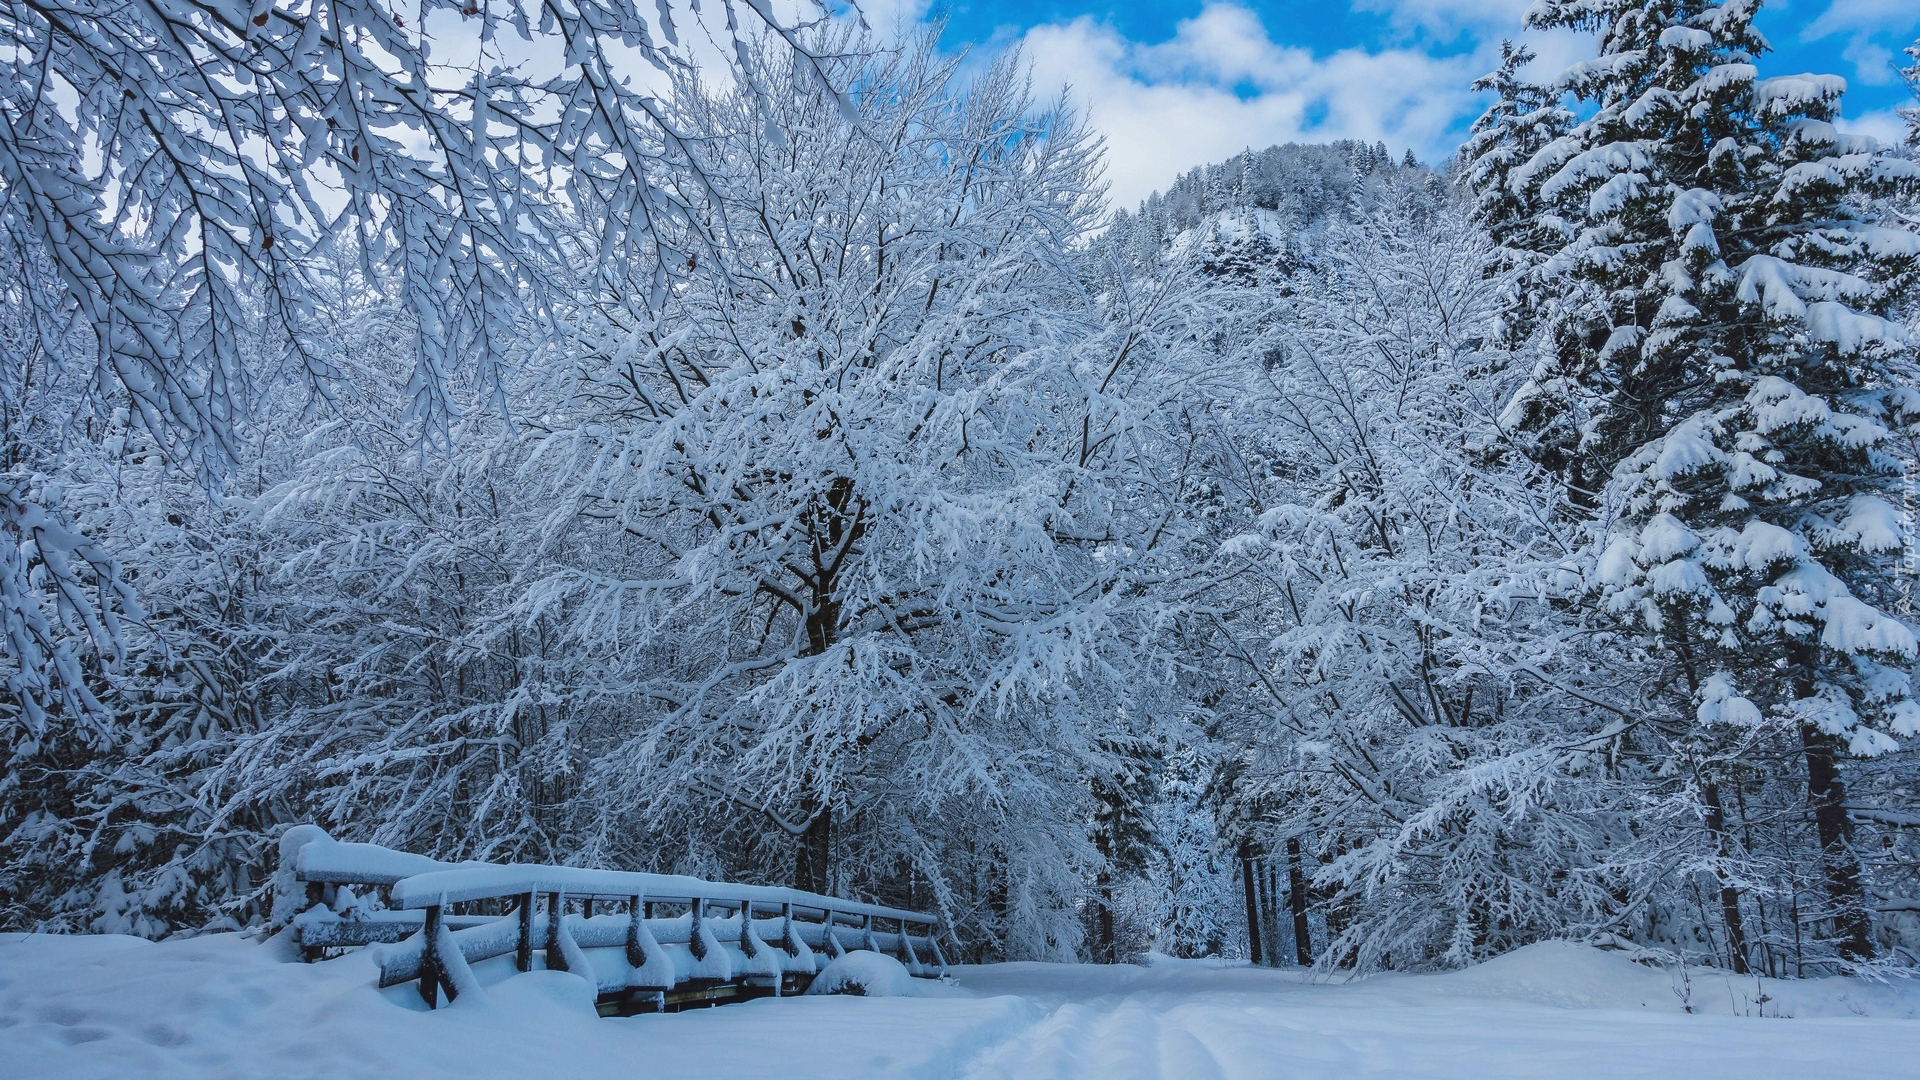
[1388,941,1920,1019]
[807,951,916,997]
[1415,941,1680,1010]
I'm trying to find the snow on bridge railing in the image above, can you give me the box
[279,826,947,1012]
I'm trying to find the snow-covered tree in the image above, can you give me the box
[0,0,842,741]
[426,35,1226,957]
[1203,175,1650,970]
[1479,0,1920,963]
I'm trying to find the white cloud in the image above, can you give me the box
[1017,3,1493,208]
[1351,0,1532,40]
[1835,109,1910,150]
[845,0,935,40]
[1803,0,1920,39]
[1799,0,1920,88]
[1841,38,1898,86]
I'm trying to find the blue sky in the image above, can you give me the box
[859,0,1920,206]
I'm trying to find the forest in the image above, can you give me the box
[4,0,1920,981]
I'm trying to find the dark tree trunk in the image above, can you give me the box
[1701,780,1750,974]
[1240,841,1263,967]
[795,804,832,894]
[1268,862,1287,966]
[1786,642,1873,961]
[1255,858,1275,966]
[1287,837,1313,966]
[1800,724,1875,960]
[1095,872,1116,964]
[784,476,863,896]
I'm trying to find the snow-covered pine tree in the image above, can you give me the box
[1089,731,1161,962]
[1481,0,1920,963]
[1143,743,1236,959]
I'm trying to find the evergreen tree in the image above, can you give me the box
[1476,0,1920,962]
[1088,732,1161,962]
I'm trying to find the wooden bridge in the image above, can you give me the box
[282,828,948,1014]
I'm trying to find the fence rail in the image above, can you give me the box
[284,829,947,1012]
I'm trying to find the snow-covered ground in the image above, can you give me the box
[4,933,1917,1079]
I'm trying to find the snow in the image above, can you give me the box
[1696,673,1764,728]
[1841,496,1903,553]
[809,951,919,997]
[1647,417,1722,479]
[1780,119,1876,154]
[1735,255,1809,320]
[7,934,1920,1079]
[1657,26,1714,51]
[1723,519,1802,573]
[298,828,932,929]
[1538,141,1654,203]
[1167,206,1292,261]
[1750,74,1847,117]
[1689,63,1758,98]
[1205,206,1289,246]
[1818,595,1916,660]
[1805,302,1909,354]
[1666,188,1720,232]
[384,863,929,922]
[1596,536,1639,586]
[1746,374,1833,433]
[296,833,476,886]
[1635,514,1699,563]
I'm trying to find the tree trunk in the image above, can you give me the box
[1287,837,1313,966]
[1701,780,1750,974]
[1095,872,1116,964]
[1800,724,1875,960]
[1240,841,1263,967]
[1265,862,1286,967]
[788,476,861,896]
[795,804,832,894]
[1255,858,1276,966]
[1785,642,1874,962]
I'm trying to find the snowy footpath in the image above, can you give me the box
[3,934,1918,1079]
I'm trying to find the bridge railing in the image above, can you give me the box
[284,829,948,1010]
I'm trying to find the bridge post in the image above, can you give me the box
[737,902,774,996]
[779,902,799,959]
[898,918,923,972]
[689,898,706,960]
[420,904,444,1009]
[626,895,646,969]
[927,925,950,974]
[821,910,844,958]
[738,902,757,959]
[516,892,534,972]
[545,891,567,972]
[778,902,801,991]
